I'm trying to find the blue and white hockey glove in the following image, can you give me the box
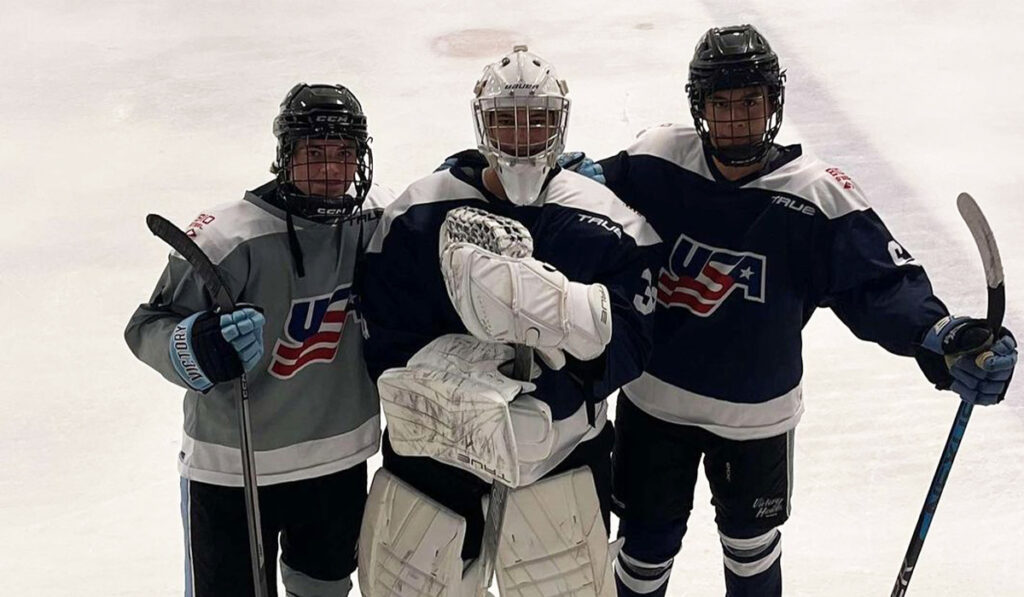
[434,156,459,173]
[922,315,1017,405]
[169,306,266,391]
[557,151,606,184]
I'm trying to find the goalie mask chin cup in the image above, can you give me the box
[483,155,554,206]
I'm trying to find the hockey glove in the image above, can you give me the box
[557,152,606,185]
[169,306,266,391]
[921,315,1017,405]
[434,156,459,173]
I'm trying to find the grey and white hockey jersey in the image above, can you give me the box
[125,181,394,487]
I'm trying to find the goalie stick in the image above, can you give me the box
[440,206,533,595]
[890,193,1005,596]
[146,214,269,597]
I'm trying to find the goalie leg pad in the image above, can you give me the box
[495,467,618,597]
[358,468,484,597]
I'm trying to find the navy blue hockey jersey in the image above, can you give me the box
[361,165,661,477]
[598,125,948,440]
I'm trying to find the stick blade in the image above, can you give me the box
[956,192,1004,289]
[145,213,235,312]
[145,213,164,234]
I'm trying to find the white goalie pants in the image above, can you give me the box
[358,465,619,597]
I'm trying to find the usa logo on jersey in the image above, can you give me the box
[658,233,766,317]
[269,285,352,379]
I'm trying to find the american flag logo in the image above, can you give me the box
[268,285,352,379]
[657,233,766,317]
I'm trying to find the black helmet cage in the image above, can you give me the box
[272,84,373,220]
[686,25,786,167]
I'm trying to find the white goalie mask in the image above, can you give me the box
[472,45,570,206]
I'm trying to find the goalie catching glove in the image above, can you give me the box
[438,206,613,364]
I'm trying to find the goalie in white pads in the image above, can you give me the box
[357,46,661,596]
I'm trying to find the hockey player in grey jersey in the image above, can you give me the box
[125,83,394,597]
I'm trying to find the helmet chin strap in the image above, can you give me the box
[274,182,359,279]
[281,192,307,279]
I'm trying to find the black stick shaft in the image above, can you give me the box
[477,348,531,594]
[146,214,269,597]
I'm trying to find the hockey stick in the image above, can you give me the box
[890,193,1005,597]
[439,206,533,595]
[475,342,531,594]
[146,214,269,597]
[471,346,530,595]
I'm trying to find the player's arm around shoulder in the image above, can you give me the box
[125,200,264,390]
[561,124,698,206]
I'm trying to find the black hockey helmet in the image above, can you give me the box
[272,83,373,221]
[686,25,786,166]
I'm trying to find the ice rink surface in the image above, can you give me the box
[2,1,1022,595]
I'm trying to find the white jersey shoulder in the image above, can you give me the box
[744,153,870,220]
[362,183,398,212]
[627,124,870,220]
[546,170,661,247]
[179,198,286,265]
[368,171,484,253]
[626,123,714,181]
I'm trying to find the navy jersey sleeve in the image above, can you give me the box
[817,208,948,357]
[360,210,449,381]
[575,235,659,401]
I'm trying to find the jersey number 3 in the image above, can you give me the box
[634,268,657,315]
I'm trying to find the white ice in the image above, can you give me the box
[2,1,1022,595]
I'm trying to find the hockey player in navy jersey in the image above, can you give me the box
[356,46,660,596]
[126,83,393,596]
[558,25,1018,597]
